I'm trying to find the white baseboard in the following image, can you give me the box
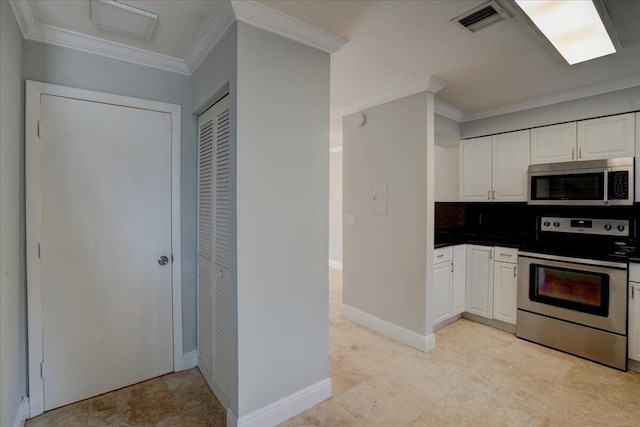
[236,378,332,427]
[182,350,198,369]
[341,303,435,352]
[227,407,239,427]
[329,260,343,270]
[13,398,29,427]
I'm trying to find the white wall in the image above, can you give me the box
[434,145,459,202]
[235,22,330,418]
[0,2,26,426]
[22,40,199,354]
[343,92,430,337]
[462,86,640,138]
[329,151,343,266]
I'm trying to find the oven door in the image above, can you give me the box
[518,252,627,335]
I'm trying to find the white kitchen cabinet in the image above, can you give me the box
[452,245,466,315]
[629,278,640,362]
[530,122,577,164]
[493,260,518,325]
[577,113,635,161]
[492,130,530,201]
[465,245,494,319]
[459,137,492,201]
[637,113,640,203]
[433,245,465,326]
[460,131,529,202]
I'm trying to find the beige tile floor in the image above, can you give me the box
[26,268,640,426]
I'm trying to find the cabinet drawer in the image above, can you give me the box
[494,247,518,264]
[630,263,640,282]
[434,246,453,264]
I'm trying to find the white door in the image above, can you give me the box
[530,122,577,164]
[451,245,466,315]
[433,261,452,325]
[577,113,635,161]
[465,245,493,319]
[459,137,492,201]
[39,94,174,410]
[492,130,530,202]
[492,261,518,325]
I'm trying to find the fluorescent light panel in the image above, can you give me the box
[91,0,157,41]
[515,0,616,65]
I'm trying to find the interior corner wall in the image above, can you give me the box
[21,41,199,354]
[329,152,343,265]
[191,23,239,416]
[0,2,26,426]
[343,92,429,337]
[461,86,640,138]
[235,22,330,418]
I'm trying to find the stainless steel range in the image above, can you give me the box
[517,215,633,370]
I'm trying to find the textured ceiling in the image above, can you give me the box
[32,0,220,59]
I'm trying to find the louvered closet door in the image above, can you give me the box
[197,95,231,409]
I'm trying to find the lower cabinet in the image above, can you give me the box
[466,244,518,325]
[433,245,465,325]
[629,279,640,362]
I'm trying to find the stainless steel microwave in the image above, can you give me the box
[528,157,634,206]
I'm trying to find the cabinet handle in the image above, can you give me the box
[492,190,496,200]
[437,254,444,258]
[501,253,512,258]
[451,262,454,273]
[487,190,490,200]
[490,249,493,259]
[633,287,635,300]
[579,147,582,159]
[513,266,517,277]
[572,148,575,160]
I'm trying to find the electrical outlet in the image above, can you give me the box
[346,215,356,226]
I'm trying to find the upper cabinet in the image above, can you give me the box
[531,113,635,164]
[530,122,577,164]
[460,130,530,202]
[577,113,635,161]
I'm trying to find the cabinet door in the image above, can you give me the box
[493,261,518,325]
[629,283,640,362]
[492,130,530,201]
[460,137,492,201]
[577,113,635,161]
[452,245,466,315]
[433,261,453,325]
[635,113,640,203]
[465,245,494,319]
[530,122,577,164]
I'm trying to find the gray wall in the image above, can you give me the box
[329,151,343,264]
[462,86,640,138]
[22,40,199,353]
[343,92,429,336]
[0,2,26,425]
[191,24,239,415]
[235,22,330,417]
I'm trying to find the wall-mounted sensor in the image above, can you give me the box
[354,113,366,127]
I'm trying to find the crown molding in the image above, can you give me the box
[184,1,236,72]
[462,73,640,122]
[333,76,448,117]
[434,102,465,122]
[8,0,347,76]
[231,1,347,54]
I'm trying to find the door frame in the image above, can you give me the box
[25,80,183,417]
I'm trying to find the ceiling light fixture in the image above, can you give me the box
[90,0,158,41]
[514,0,616,65]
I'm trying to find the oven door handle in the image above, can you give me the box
[603,170,609,205]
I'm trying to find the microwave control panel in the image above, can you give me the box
[608,171,629,200]
[540,216,629,237]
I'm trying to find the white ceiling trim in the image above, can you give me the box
[434,102,465,122]
[231,1,347,54]
[184,1,236,73]
[9,0,347,76]
[333,76,448,117]
[462,73,640,122]
[9,0,189,74]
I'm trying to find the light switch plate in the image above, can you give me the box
[346,215,356,226]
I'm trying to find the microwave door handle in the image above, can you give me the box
[603,170,608,204]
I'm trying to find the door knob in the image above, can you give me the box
[158,255,169,266]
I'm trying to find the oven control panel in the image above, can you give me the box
[540,216,629,237]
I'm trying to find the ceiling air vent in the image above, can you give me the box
[452,1,510,33]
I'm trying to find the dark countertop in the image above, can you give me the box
[435,230,529,249]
